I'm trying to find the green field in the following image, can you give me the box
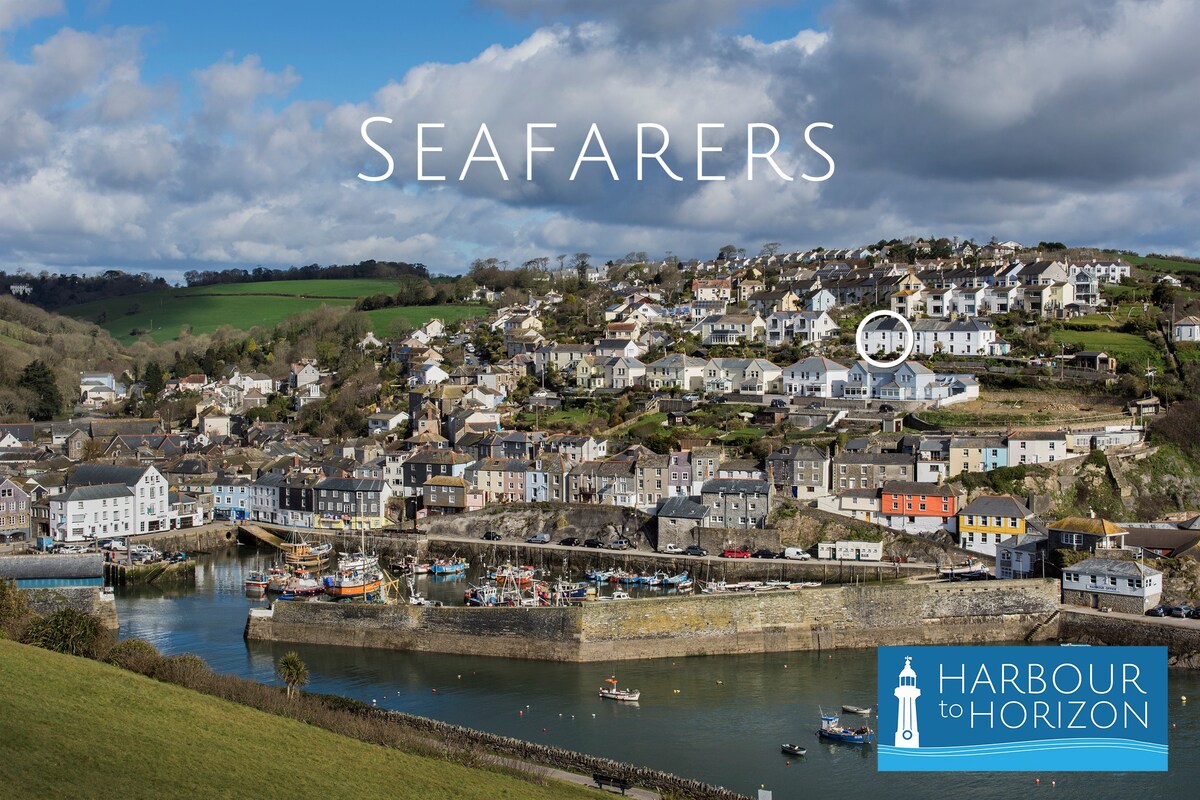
[0,639,591,800]
[1101,252,1200,275]
[59,280,485,343]
[1050,328,1164,370]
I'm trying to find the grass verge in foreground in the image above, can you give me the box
[0,639,593,800]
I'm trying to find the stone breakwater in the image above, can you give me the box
[1059,608,1200,668]
[24,586,118,630]
[246,579,1062,661]
[382,708,751,800]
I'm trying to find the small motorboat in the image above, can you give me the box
[245,570,269,591]
[599,677,640,702]
[841,705,873,715]
[780,743,807,757]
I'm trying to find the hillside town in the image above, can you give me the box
[2,240,1200,616]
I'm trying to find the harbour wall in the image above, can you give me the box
[1059,608,1200,668]
[23,586,119,630]
[142,525,239,554]
[246,578,1062,661]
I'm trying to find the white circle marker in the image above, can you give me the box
[855,310,914,369]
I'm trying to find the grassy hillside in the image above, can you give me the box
[1101,251,1200,275]
[0,639,590,800]
[1050,328,1164,371]
[59,280,487,343]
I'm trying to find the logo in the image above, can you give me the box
[876,646,1167,772]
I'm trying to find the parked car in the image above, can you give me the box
[660,543,684,554]
[608,537,632,551]
[558,536,581,547]
[1171,605,1194,618]
[770,399,787,408]
[526,532,551,544]
[806,401,823,409]
[752,548,781,559]
[1188,608,1200,620]
[481,531,502,541]
[879,403,896,413]
[1145,605,1171,617]
[684,545,708,557]
[783,547,812,560]
[722,548,752,558]
[682,393,700,402]
[584,538,604,548]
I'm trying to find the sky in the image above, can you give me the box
[1,0,1198,280]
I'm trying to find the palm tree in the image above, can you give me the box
[276,651,309,699]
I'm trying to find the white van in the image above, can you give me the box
[526,532,551,544]
[783,547,812,561]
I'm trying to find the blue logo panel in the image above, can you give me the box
[876,646,1167,772]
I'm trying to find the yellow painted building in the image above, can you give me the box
[957,494,1033,558]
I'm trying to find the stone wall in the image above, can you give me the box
[1059,609,1200,668]
[248,579,1062,662]
[22,586,119,630]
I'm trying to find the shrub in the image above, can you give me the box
[0,579,34,641]
[23,608,106,658]
[106,638,163,675]
[152,653,212,688]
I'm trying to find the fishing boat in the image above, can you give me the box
[279,531,333,570]
[323,568,384,599]
[599,677,641,702]
[938,559,989,579]
[675,578,694,591]
[338,551,380,572]
[245,570,269,591]
[430,557,468,575]
[599,589,631,601]
[277,569,324,598]
[780,743,807,757]
[585,568,613,582]
[487,563,535,584]
[700,580,728,594]
[817,712,874,745]
[841,705,873,715]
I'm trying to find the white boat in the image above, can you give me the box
[598,589,631,601]
[841,705,873,715]
[599,677,640,702]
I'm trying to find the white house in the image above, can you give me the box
[646,354,707,390]
[911,318,996,357]
[1062,558,1162,614]
[701,313,766,345]
[50,485,134,541]
[765,311,838,347]
[290,362,320,389]
[817,540,883,561]
[1007,430,1067,465]
[368,410,409,435]
[65,464,172,535]
[293,383,325,410]
[1174,316,1200,343]
[782,356,849,397]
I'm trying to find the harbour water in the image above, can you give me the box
[116,547,1200,797]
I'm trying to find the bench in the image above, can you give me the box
[593,773,634,795]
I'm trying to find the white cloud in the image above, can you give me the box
[1,0,1199,279]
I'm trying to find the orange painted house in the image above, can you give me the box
[880,480,959,532]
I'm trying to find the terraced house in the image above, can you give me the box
[956,495,1040,558]
[314,478,391,530]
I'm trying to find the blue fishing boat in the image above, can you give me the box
[430,558,468,575]
[817,712,874,745]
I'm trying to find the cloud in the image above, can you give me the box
[0,0,1199,280]
[478,0,787,40]
[0,0,62,32]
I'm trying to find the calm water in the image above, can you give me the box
[116,547,1200,798]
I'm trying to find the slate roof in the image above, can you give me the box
[657,496,709,519]
[1064,558,1159,579]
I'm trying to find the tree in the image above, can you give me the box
[276,651,309,699]
[18,359,62,420]
[760,242,782,257]
[143,360,165,397]
[717,244,738,260]
[570,252,592,285]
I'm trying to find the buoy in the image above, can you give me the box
[716,680,724,685]
[785,761,790,766]
[457,674,462,679]
[1035,778,1040,785]
[519,710,523,716]
[526,704,530,708]
[542,727,547,732]
[1051,781,1056,788]
[431,688,437,694]
[1183,695,1188,703]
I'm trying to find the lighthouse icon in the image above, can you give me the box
[893,656,920,748]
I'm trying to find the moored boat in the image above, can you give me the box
[323,568,384,599]
[277,569,324,598]
[817,712,874,745]
[279,531,333,570]
[245,570,269,591]
[430,557,468,575]
[780,743,807,756]
[599,677,640,702]
[841,705,873,715]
